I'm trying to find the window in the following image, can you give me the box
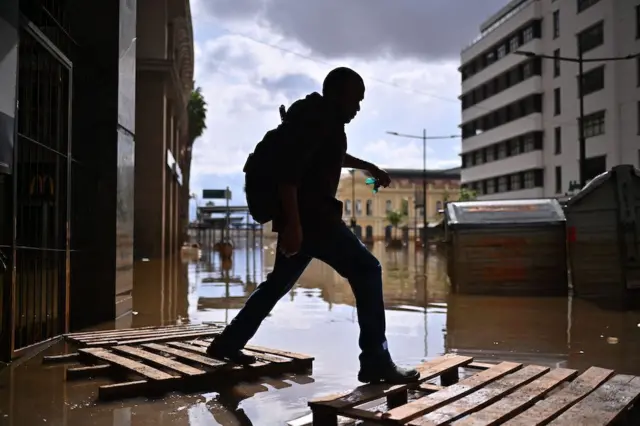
[486,146,495,162]
[401,199,409,215]
[524,171,535,189]
[523,134,535,152]
[523,26,534,43]
[555,166,562,193]
[584,155,606,182]
[509,139,521,156]
[497,44,506,59]
[578,21,604,54]
[553,10,560,39]
[554,88,561,115]
[486,179,496,194]
[553,49,561,77]
[580,65,605,97]
[344,200,351,215]
[355,199,362,216]
[510,174,521,191]
[638,101,640,135]
[366,199,373,216]
[554,127,562,154]
[498,176,508,192]
[435,200,443,213]
[385,200,392,212]
[578,0,600,13]
[498,143,507,159]
[637,56,640,86]
[522,61,533,78]
[509,36,519,52]
[581,110,605,138]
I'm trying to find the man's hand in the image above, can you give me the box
[279,221,303,257]
[369,165,391,188]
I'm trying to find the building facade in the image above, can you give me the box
[459,0,640,200]
[0,0,193,362]
[335,168,461,242]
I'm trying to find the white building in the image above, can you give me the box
[459,0,640,200]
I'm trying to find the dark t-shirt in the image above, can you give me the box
[270,92,346,235]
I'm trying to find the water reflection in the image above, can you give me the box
[1,238,639,425]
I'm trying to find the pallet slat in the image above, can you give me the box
[452,368,578,426]
[86,329,222,347]
[502,366,614,426]
[78,348,178,381]
[310,354,472,412]
[409,365,550,425]
[383,362,523,423]
[111,345,207,376]
[141,343,225,368]
[547,375,640,426]
[71,325,216,343]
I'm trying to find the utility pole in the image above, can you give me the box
[350,169,356,233]
[386,130,459,251]
[515,49,638,187]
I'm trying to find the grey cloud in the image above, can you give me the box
[203,0,511,61]
[259,73,319,99]
[200,42,259,73]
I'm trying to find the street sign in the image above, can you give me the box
[203,189,231,199]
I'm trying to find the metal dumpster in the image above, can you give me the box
[564,165,640,309]
[445,199,568,296]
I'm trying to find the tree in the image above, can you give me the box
[458,187,477,202]
[180,87,208,241]
[386,210,406,240]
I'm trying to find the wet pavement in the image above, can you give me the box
[1,238,640,425]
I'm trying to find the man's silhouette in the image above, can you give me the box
[207,67,420,384]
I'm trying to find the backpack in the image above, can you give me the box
[243,105,288,224]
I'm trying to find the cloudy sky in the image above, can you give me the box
[188,0,509,216]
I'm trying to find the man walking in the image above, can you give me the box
[207,67,420,384]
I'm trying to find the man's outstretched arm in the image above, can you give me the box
[343,153,375,171]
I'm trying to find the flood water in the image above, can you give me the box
[1,237,640,425]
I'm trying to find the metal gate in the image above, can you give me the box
[10,19,73,355]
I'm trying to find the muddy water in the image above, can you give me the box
[1,238,639,425]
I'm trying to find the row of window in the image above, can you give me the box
[461,20,541,81]
[465,169,544,196]
[462,94,542,139]
[461,58,541,110]
[343,199,442,216]
[461,132,543,169]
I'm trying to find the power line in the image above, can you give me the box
[215,27,587,130]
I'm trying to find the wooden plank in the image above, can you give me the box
[547,375,640,426]
[409,365,550,426]
[245,345,315,362]
[383,362,523,424]
[188,340,293,364]
[502,366,615,426]
[141,343,225,368]
[452,368,578,426]
[78,348,178,381]
[65,323,195,338]
[42,353,79,364]
[309,354,473,411]
[66,364,111,380]
[111,345,207,376]
[74,325,215,343]
[165,341,271,371]
[467,362,496,370]
[87,330,221,347]
[98,380,149,401]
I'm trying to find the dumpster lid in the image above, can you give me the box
[566,165,640,206]
[445,198,566,226]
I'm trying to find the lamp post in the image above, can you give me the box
[349,168,356,233]
[515,49,638,187]
[386,130,460,248]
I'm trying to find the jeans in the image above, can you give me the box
[218,221,390,365]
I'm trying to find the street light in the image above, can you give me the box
[515,49,639,187]
[386,130,460,247]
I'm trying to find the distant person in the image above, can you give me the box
[207,67,420,384]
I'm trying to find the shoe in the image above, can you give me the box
[205,338,257,365]
[358,361,420,384]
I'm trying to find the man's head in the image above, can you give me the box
[322,67,365,124]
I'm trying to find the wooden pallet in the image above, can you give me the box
[44,338,314,401]
[308,354,640,426]
[63,323,224,347]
